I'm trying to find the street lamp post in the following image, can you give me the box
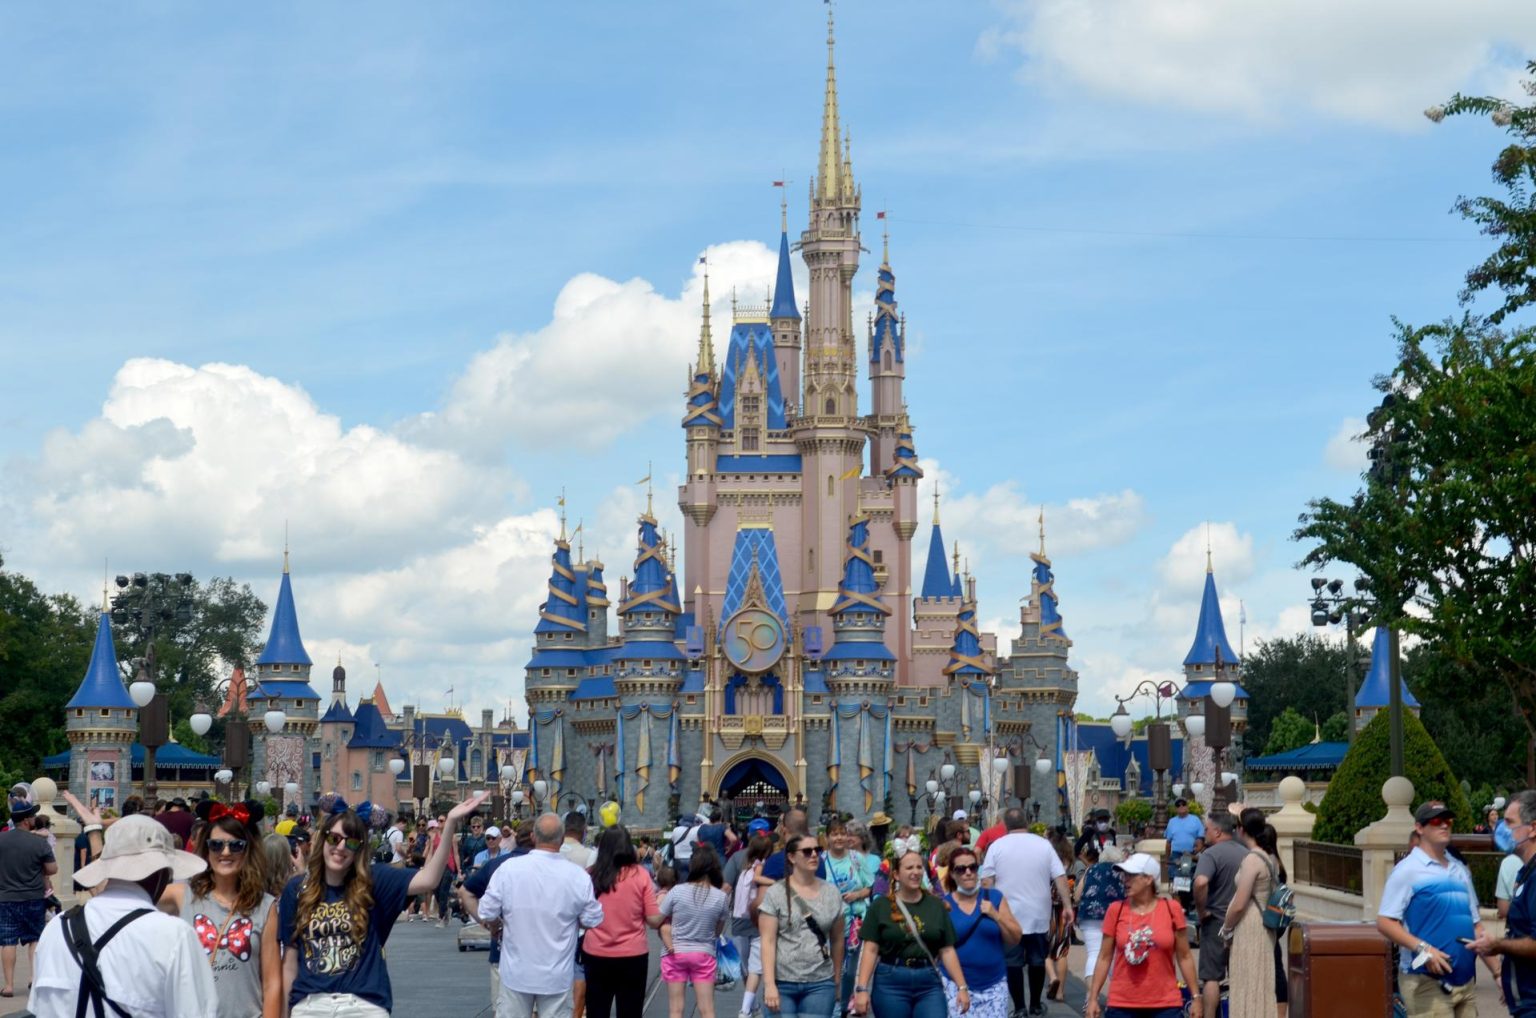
[1366,392,1411,778]
[113,571,195,801]
[1109,680,1181,829]
[1308,577,1372,745]
[190,677,288,801]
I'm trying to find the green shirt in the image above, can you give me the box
[862,893,955,963]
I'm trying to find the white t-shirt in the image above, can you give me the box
[1498,853,1523,902]
[30,882,218,1018]
[561,838,594,869]
[479,849,605,995]
[670,824,701,862]
[388,827,405,864]
[978,830,1065,935]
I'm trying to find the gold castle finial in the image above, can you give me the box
[697,260,714,376]
[1205,521,1213,573]
[102,559,109,612]
[575,519,585,562]
[779,173,789,232]
[558,488,567,542]
[882,211,890,264]
[1038,507,1046,556]
[817,1,843,205]
[933,480,941,526]
[646,462,654,517]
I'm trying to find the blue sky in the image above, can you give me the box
[3,2,1533,723]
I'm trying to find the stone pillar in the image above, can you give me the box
[1269,775,1317,884]
[32,778,82,907]
[1355,775,1416,920]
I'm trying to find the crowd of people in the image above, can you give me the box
[9,780,1536,1018]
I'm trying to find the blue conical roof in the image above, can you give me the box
[1355,626,1420,709]
[1032,553,1068,641]
[586,561,610,609]
[255,569,311,667]
[536,539,588,633]
[770,231,800,320]
[920,519,952,598]
[619,517,679,615]
[831,516,890,617]
[870,253,903,364]
[1183,569,1238,667]
[67,613,135,709]
[943,599,990,678]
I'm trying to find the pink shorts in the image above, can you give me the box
[661,950,717,983]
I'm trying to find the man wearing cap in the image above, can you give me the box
[475,826,511,870]
[1378,801,1488,1017]
[1471,790,1536,1015]
[29,813,216,1017]
[0,800,56,998]
[953,808,981,847]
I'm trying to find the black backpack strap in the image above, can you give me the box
[62,905,152,1018]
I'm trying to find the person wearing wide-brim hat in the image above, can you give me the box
[30,812,217,1018]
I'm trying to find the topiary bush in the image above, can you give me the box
[1312,709,1475,844]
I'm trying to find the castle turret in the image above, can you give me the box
[248,555,322,806]
[526,529,588,709]
[331,658,347,707]
[869,229,906,469]
[1176,556,1249,736]
[585,556,611,646]
[825,514,894,687]
[65,609,136,806]
[1353,625,1420,733]
[998,516,1078,709]
[770,202,803,406]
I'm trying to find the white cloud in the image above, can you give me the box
[1157,522,1254,595]
[981,0,1536,129]
[915,457,1148,558]
[413,240,804,456]
[1324,416,1369,472]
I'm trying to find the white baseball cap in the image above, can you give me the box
[485,825,502,839]
[952,809,968,821]
[75,815,206,886]
[1113,852,1161,879]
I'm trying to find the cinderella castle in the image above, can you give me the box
[521,12,1083,831]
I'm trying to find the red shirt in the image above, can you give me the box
[583,865,658,958]
[974,822,1006,858]
[1103,898,1187,1009]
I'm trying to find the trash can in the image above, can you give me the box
[1287,922,1393,1018]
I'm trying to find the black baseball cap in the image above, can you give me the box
[1414,802,1454,825]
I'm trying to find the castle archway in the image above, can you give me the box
[714,752,792,823]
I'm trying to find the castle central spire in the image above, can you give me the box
[817,6,842,206]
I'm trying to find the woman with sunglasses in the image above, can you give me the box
[280,789,488,1017]
[1084,853,1201,1018]
[759,833,845,1018]
[850,851,967,1018]
[161,799,281,1018]
[940,847,1019,1018]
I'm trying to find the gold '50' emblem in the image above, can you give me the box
[723,608,786,674]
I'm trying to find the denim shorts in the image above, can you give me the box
[0,899,46,946]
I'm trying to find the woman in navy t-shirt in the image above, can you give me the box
[280,790,488,1016]
[941,847,1021,1018]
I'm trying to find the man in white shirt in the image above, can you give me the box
[560,811,594,869]
[29,814,216,1018]
[979,807,1072,1018]
[668,813,702,881]
[478,812,603,1018]
[387,816,407,866]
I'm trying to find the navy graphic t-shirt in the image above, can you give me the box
[279,865,415,1012]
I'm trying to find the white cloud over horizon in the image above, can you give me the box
[981,0,1536,129]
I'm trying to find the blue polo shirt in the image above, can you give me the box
[1502,855,1536,1015]
[1164,814,1204,854]
[1379,846,1480,986]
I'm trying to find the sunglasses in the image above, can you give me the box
[951,864,979,875]
[325,833,364,852]
[1424,816,1453,828]
[206,838,247,856]
[794,846,822,857]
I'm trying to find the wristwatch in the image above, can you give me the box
[854,985,869,994]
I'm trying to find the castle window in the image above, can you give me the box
[897,696,907,706]
[294,700,303,709]
[292,665,300,672]
[686,696,697,705]
[372,751,383,769]
[883,349,892,371]
[351,771,362,791]
[100,708,110,717]
[827,475,834,496]
[643,660,652,668]
[75,709,83,718]
[742,431,759,451]
[825,398,836,415]
[567,669,577,677]
[872,550,883,564]
[541,669,551,678]
[741,395,760,418]
[564,632,574,641]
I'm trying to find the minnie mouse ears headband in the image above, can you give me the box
[195,798,266,828]
[316,793,389,830]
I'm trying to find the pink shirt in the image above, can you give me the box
[582,865,658,957]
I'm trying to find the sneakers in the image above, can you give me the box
[1027,1005,1046,1016]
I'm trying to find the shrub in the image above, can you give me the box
[1312,709,1475,844]
[1115,799,1153,830]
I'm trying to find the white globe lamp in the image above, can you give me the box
[1110,707,1134,739]
[438,756,455,776]
[991,756,1010,775]
[283,781,298,795]
[968,789,982,805]
[1184,714,1206,739]
[263,709,287,735]
[1034,756,1052,776]
[1211,682,1237,709]
[214,768,233,785]
[130,681,156,708]
[500,764,517,782]
[1172,783,1185,798]
[533,779,548,800]
[940,763,956,783]
[388,758,405,776]
[189,711,213,737]
[925,779,939,796]
[255,780,271,796]
[512,789,525,805]
[1221,771,1238,786]
[1190,781,1206,796]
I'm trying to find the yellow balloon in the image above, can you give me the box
[600,801,620,828]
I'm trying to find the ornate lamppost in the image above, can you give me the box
[189,679,287,801]
[114,572,195,800]
[1307,577,1372,745]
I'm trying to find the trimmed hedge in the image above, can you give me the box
[1312,709,1475,844]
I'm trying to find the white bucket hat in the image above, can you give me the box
[75,815,206,886]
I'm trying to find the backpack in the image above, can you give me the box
[1259,855,1296,932]
[373,834,394,865]
[62,904,153,1018]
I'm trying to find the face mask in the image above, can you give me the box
[951,883,980,898]
[1096,822,1109,832]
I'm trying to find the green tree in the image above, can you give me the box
[1238,634,1355,757]
[1313,710,1474,844]
[1320,712,1351,743]
[1263,708,1318,757]
[1295,319,1536,757]
[1115,798,1153,831]
[1406,639,1529,792]
[0,557,96,779]
[1428,67,1536,324]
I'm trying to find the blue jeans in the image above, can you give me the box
[1104,1008,1183,1018]
[870,964,945,1018]
[769,979,836,1018]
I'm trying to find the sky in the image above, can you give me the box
[3,1,1535,725]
